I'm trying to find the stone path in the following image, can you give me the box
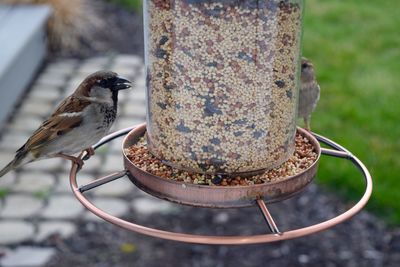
[0,54,147,266]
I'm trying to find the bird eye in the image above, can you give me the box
[97,77,118,88]
[301,63,308,69]
[98,79,106,87]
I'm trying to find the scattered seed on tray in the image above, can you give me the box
[124,130,317,186]
[144,0,303,174]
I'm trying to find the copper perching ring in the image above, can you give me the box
[69,124,373,245]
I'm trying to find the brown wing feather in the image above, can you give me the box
[52,95,91,115]
[21,96,91,153]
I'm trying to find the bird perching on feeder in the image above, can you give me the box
[299,57,321,131]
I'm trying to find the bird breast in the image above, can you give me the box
[298,82,320,118]
[44,103,116,156]
[98,104,117,127]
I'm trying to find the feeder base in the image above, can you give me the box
[122,123,320,208]
[69,124,372,244]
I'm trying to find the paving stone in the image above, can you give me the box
[0,130,30,152]
[114,54,142,67]
[46,60,78,74]
[109,116,139,132]
[101,153,124,173]
[36,72,68,87]
[92,176,133,196]
[79,155,103,173]
[111,67,131,76]
[129,185,148,197]
[40,68,71,79]
[109,120,122,133]
[131,197,178,215]
[59,160,75,174]
[0,150,14,161]
[79,61,108,71]
[138,65,146,74]
[28,84,62,102]
[77,68,99,77]
[111,66,136,78]
[117,89,134,105]
[105,139,125,155]
[1,129,31,143]
[13,172,55,193]
[0,152,17,174]
[60,154,103,173]
[62,75,88,97]
[63,82,79,97]
[84,56,109,66]
[127,93,146,105]
[54,172,93,193]
[0,246,55,267]
[41,195,84,219]
[22,158,63,172]
[0,142,20,152]
[0,171,16,190]
[117,118,145,131]
[0,221,35,244]
[123,102,147,117]
[129,84,146,101]
[77,64,103,76]
[7,115,43,132]
[68,74,89,87]
[18,100,54,117]
[0,246,11,257]
[35,221,77,242]
[84,197,129,221]
[1,194,43,219]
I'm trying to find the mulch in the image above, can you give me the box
[44,184,397,267]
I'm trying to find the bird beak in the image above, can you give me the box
[114,77,132,91]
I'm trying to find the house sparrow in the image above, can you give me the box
[0,71,132,177]
[298,57,320,131]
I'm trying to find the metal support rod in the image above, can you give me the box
[79,170,128,193]
[256,199,281,235]
[313,132,353,154]
[320,148,350,158]
[93,126,137,150]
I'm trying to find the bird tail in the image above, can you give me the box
[0,160,17,177]
[0,148,29,178]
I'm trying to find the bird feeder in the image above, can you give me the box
[68,0,373,245]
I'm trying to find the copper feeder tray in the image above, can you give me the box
[69,123,373,244]
[123,123,320,208]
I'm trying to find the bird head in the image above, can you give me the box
[77,71,132,104]
[300,57,316,83]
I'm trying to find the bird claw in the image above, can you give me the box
[82,147,95,161]
[72,157,84,170]
[55,153,84,170]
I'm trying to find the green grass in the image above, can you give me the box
[110,0,142,12]
[0,188,10,199]
[303,0,400,224]
[33,189,51,200]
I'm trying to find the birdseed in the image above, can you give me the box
[144,0,303,174]
[124,130,317,186]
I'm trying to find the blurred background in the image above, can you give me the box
[0,0,399,266]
